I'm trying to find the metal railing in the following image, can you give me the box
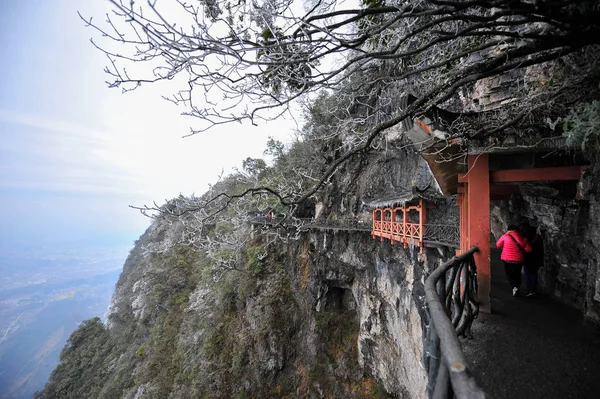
[301,217,372,231]
[373,220,459,247]
[250,216,372,231]
[424,246,485,399]
[250,216,459,246]
[249,216,289,226]
[424,224,460,247]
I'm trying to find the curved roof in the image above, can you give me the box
[366,186,445,209]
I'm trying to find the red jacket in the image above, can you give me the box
[496,230,532,263]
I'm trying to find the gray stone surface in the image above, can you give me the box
[462,248,600,399]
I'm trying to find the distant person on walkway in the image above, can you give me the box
[523,226,544,297]
[496,225,532,297]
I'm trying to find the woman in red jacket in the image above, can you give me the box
[496,225,532,297]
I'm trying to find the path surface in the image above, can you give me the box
[462,248,600,399]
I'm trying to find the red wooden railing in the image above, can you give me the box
[372,200,425,249]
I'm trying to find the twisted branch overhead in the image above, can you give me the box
[83,0,600,216]
[83,1,600,116]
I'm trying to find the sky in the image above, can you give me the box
[0,0,298,249]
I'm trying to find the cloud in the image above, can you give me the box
[0,108,145,197]
[0,0,299,247]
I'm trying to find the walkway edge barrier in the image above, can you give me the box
[424,246,486,399]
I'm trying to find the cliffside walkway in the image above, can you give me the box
[462,248,600,398]
[250,216,372,232]
[250,216,459,248]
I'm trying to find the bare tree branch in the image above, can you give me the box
[81,0,600,250]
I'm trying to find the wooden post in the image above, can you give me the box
[389,208,395,245]
[464,154,491,313]
[372,209,376,239]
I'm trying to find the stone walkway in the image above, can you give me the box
[462,248,600,399]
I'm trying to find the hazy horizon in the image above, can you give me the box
[0,1,295,397]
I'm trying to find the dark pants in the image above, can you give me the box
[524,264,540,294]
[503,261,523,290]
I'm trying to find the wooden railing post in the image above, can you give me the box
[403,206,408,248]
[372,209,377,238]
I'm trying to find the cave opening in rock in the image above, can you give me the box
[323,286,355,313]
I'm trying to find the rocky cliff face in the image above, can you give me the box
[36,133,451,399]
[122,134,445,398]
[37,127,600,398]
[302,133,456,397]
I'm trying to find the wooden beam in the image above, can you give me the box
[459,165,586,183]
[490,166,586,183]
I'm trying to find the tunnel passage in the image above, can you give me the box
[455,146,590,313]
[322,286,356,312]
[314,285,360,372]
[490,183,591,310]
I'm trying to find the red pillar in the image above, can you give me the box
[372,209,376,239]
[465,154,491,313]
[403,206,408,248]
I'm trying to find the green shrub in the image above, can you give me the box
[136,344,147,357]
[245,245,266,276]
[563,100,600,153]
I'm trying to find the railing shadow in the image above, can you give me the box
[424,246,486,399]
